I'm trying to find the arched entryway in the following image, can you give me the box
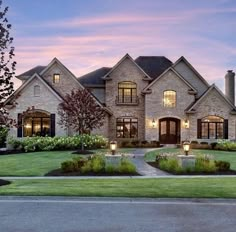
[159,117,180,144]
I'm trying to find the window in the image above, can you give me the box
[163,90,176,107]
[118,82,137,103]
[200,116,224,139]
[116,118,138,138]
[23,111,51,137]
[53,74,60,83]
[34,85,40,97]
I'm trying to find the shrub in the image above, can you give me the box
[200,141,208,145]
[91,154,105,173]
[216,140,236,151]
[0,127,8,147]
[131,140,140,146]
[191,141,198,144]
[118,158,136,174]
[195,155,217,173]
[61,161,76,173]
[215,160,230,171]
[159,158,183,174]
[210,142,218,149]
[8,134,108,152]
[105,165,118,174]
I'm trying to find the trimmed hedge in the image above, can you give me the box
[8,134,108,152]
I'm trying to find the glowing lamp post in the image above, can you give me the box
[183,141,190,156]
[110,141,117,155]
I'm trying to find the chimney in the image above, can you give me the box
[225,70,235,105]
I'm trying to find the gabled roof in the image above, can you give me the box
[40,57,84,89]
[5,73,63,105]
[173,56,210,88]
[78,67,111,87]
[16,66,46,80]
[134,56,172,79]
[102,53,152,81]
[185,84,236,113]
[142,67,197,94]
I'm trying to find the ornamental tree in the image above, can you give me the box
[0,0,16,127]
[58,88,106,150]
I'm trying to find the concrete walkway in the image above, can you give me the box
[131,148,170,176]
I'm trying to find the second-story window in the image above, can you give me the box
[163,90,176,107]
[118,81,137,103]
[53,74,60,83]
[34,85,40,97]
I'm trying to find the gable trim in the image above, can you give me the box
[5,73,63,106]
[40,57,85,89]
[142,67,198,94]
[102,53,152,81]
[173,56,210,88]
[186,84,236,113]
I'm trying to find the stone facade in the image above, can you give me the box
[105,56,149,141]
[7,55,236,143]
[145,69,195,142]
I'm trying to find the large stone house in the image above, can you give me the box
[5,54,236,144]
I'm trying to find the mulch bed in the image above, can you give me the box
[147,162,236,175]
[0,179,11,187]
[45,168,139,176]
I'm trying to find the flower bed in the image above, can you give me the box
[46,154,138,176]
[148,152,236,175]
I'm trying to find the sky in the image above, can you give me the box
[4,0,236,90]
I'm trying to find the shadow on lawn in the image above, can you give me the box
[0,179,11,187]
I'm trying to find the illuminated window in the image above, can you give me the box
[23,111,51,137]
[116,118,138,138]
[53,74,60,83]
[118,82,137,103]
[163,90,176,107]
[200,116,224,139]
[34,85,40,97]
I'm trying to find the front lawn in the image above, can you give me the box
[0,148,134,176]
[0,178,236,198]
[145,148,236,170]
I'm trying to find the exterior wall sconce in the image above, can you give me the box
[152,119,157,128]
[183,141,190,156]
[110,141,117,155]
[183,119,189,128]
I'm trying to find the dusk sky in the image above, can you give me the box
[5,0,236,90]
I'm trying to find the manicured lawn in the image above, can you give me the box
[0,148,134,176]
[0,178,236,198]
[145,148,236,170]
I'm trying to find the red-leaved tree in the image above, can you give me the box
[58,89,106,150]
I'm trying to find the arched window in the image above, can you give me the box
[34,85,40,97]
[116,118,138,138]
[118,82,137,103]
[200,116,224,139]
[163,90,176,107]
[23,111,51,137]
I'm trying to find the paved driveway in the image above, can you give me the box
[0,197,236,232]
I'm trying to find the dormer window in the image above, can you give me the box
[34,85,40,97]
[163,90,176,107]
[53,74,60,83]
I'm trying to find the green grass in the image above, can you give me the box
[0,148,134,176]
[144,148,236,170]
[0,178,236,198]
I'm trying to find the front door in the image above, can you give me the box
[159,118,180,144]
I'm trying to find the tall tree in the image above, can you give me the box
[0,0,16,126]
[58,89,106,150]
